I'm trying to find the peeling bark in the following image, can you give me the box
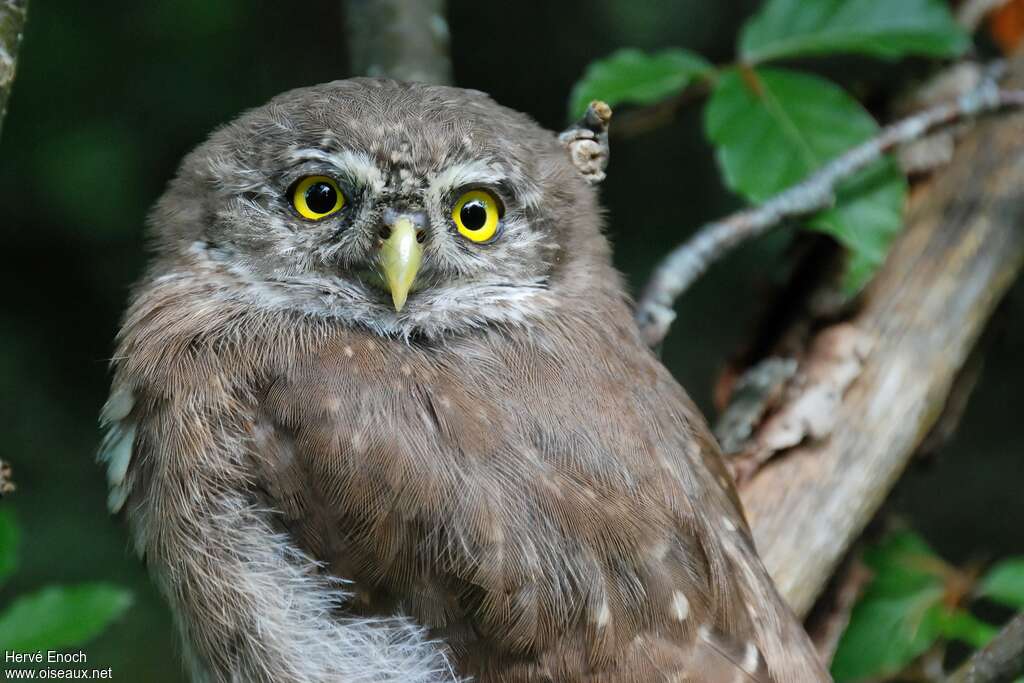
[739,57,1024,616]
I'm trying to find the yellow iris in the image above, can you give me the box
[452,189,500,242]
[292,176,344,220]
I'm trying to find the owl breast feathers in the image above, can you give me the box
[100,79,830,682]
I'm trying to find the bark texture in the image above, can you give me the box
[740,56,1024,617]
[947,613,1024,683]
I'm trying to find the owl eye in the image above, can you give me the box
[452,189,501,243]
[291,176,345,220]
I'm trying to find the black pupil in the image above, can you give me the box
[460,200,488,230]
[305,182,337,214]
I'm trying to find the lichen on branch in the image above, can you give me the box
[0,0,28,140]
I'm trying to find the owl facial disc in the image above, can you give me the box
[378,214,424,312]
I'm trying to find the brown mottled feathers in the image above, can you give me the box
[104,79,829,682]
[114,281,826,681]
[261,309,785,682]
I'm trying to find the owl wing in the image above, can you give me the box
[100,291,460,683]
[256,316,829,683]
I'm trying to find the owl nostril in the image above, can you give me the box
[378,225,392,240]
[415,230,426,244]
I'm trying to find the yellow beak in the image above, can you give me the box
[378,216,423,312]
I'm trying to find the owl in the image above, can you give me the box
[99,79,830,682]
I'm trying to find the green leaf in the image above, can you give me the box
[940,609,998,649]
[831,530,948,681]
[979,557,1024,609]
[568,48,712,120]
[0,508,17,586]
[739,0,969,64]
[813,158,907,294]
[705,68,879,201]
[704,67,906,292]
[0,584,133,651]
[832,587,946,681]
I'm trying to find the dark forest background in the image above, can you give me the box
[0,1,1020,679]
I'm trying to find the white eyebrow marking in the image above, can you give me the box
[427,158,506,204]
[286,148,386,192]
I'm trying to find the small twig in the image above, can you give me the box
[612,80,711,139]
[946,613,1024,683]
[0,0,29,141]
[634,82,1024,347]
[343,0,451,85]
[559,100,612,185]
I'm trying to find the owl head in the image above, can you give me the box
[148,79,611,338]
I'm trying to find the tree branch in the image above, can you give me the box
[343,0,451,85]
[634,80,1024,348]
[734,55,1024,617]
[0,0,28,141]
[947,613,1024,683]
